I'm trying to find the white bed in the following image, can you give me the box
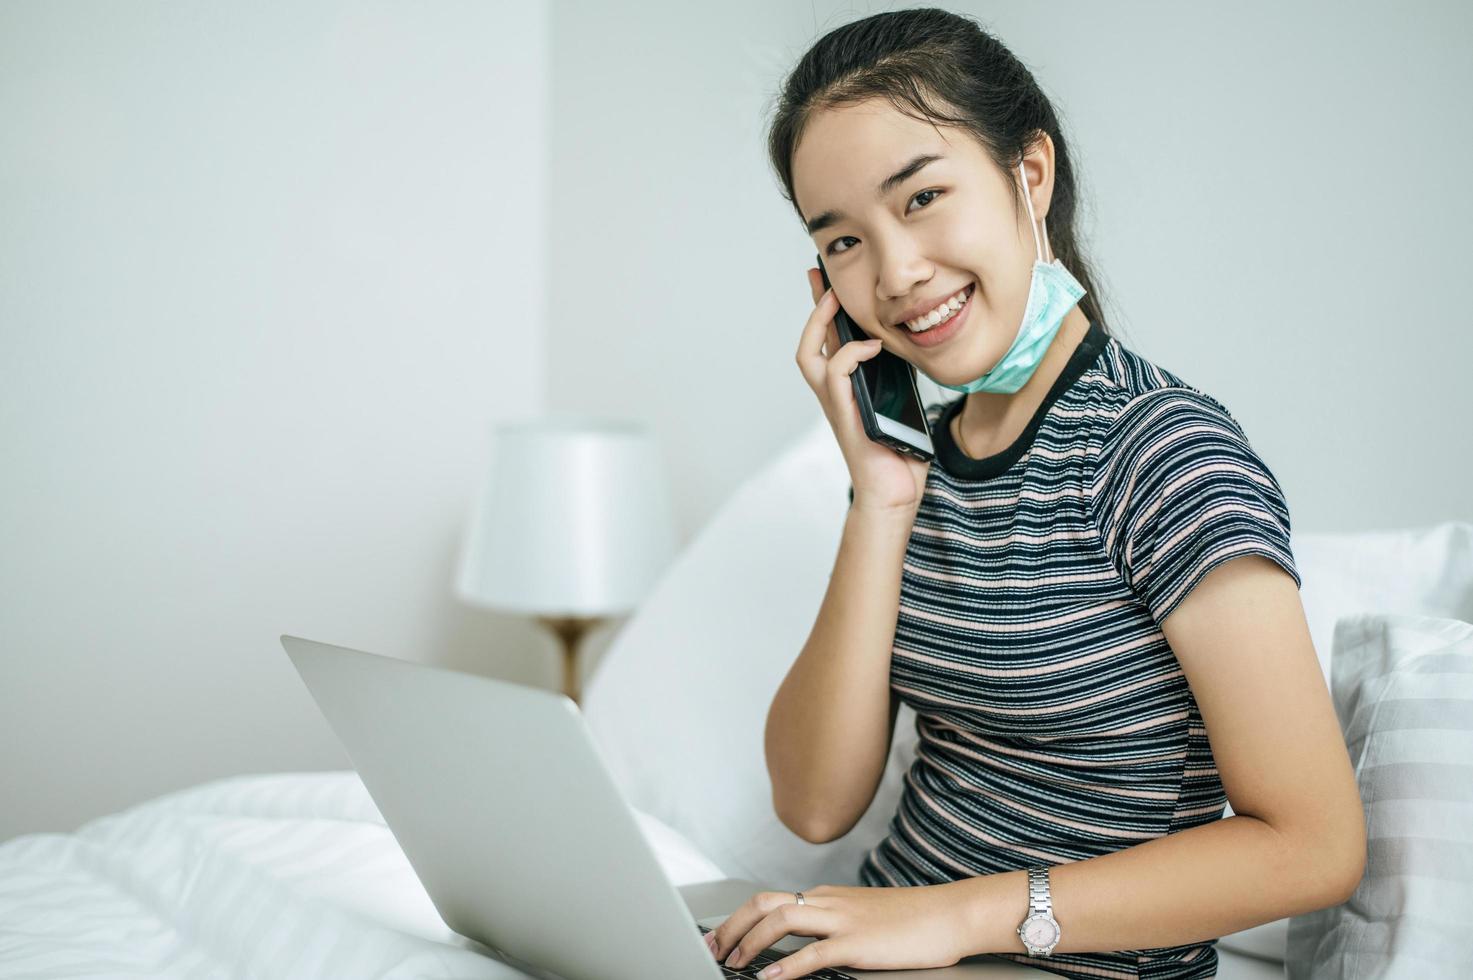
[3,417,1470,979]
[0,771,725,978]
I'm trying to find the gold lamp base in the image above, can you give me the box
[532,614,604,706]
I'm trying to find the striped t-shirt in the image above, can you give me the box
[850,318,1300,979]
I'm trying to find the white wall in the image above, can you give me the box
[0,0,555,841]
[549,0,1472,536]
[4,0,1469,842]
[983,0,1472,531]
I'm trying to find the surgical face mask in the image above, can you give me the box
[921,162,1086,394]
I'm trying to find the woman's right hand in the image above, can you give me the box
[796,267,932,517]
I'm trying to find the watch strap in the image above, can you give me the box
[1027,866,1052,915]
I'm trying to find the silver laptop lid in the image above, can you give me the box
[280,634,724,980]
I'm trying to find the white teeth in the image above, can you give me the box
[906,285,972,332]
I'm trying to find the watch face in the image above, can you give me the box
[1022,914,1059,947]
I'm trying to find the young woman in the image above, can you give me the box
[705,9,1366,980]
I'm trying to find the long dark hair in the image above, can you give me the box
[766,7,1115,339]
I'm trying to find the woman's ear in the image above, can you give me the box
[1020,131,1058,225]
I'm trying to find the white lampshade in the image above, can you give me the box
[455,417,677,617]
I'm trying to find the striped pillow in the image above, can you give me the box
[1286,613,1473,979]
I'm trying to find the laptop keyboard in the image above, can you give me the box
[696,923,858,979]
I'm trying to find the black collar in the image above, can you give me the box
[933,318,1108,480]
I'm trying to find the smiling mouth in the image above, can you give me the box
[900,282,975,334]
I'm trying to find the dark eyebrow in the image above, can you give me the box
[804,153,945,236]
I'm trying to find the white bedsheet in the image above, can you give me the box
[0,771,728,979]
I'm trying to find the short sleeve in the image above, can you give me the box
[1090,389,1301,625]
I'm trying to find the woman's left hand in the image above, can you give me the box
[706,882,974,979]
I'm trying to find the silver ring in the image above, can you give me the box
[794,891,805,905]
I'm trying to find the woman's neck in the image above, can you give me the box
[952,304,1091,458]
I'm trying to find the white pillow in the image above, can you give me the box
[582,413,889,892]
[632,807,729,886]
[1217,523,1473,963]
[1285,613,1473,979]
[1292,522,1473,681]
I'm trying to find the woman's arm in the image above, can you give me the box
[954,554,1367,956]
[766,501,914,844]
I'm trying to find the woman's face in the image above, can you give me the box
[791,98,1055,385]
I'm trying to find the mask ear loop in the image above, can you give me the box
[1018,161,1055,263]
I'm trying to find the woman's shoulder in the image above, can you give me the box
[1092,333,1252,448]
[1084,337,1299,623]
[1084,334,1290,539]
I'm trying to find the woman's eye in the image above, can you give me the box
[908,188,942,211]
[824,189,943,256]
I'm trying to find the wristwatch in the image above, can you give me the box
[1016,866,1061,957]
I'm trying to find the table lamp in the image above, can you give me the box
[454,417,676,704]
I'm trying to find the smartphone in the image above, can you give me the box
[816,254,934,461]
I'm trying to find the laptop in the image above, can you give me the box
[280,634,1044,980]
